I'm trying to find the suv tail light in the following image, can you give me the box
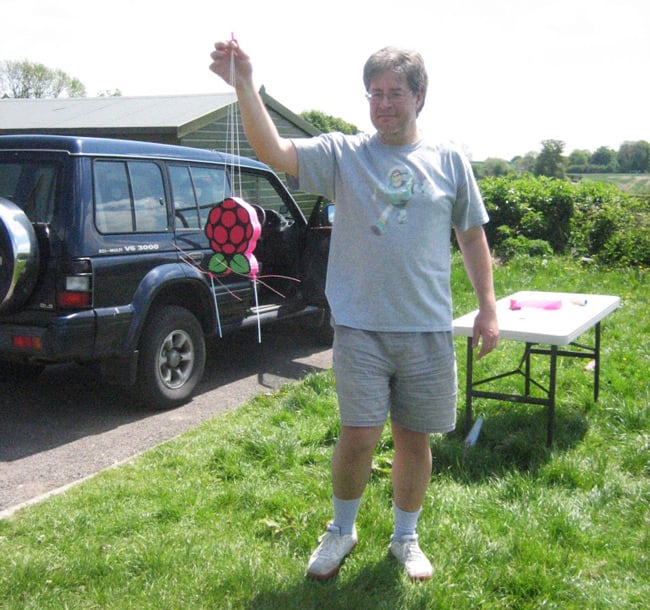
[58,259,93,309]
[12,335,42,350]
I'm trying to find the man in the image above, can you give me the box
[209,41,498,581]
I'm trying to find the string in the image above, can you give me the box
[210,273,222,337]
[227,34,262,343]
[227,34,243,197]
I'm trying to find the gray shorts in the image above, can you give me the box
[332,326,457,434]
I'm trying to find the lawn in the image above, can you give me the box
[0,254,648,609]
[576,173,650,198]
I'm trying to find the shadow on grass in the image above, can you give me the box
[246,554,410,610]
[433,404,589,482]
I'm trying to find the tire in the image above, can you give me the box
[314,308,334,346]
[0,198,40,313]
[137,306,206,409]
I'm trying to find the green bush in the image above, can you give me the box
[569,181,650,266]
[568,181,629,255]
[600,225,650,267]
[480,175,573,253]
[494,233,554,262]
[479,174,650,267]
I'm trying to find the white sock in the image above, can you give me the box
[332,495,361,535]
[392,503,421,539]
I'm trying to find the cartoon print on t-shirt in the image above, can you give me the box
[372,165,415,235]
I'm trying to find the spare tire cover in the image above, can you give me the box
[0,197,40,313]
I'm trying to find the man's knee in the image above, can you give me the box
[338,425,384,454]
[391,422,430,452]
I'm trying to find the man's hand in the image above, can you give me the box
[473,308,499,360]
[454,225,499,360]
[209,40,253,87]
[208,39,298,176]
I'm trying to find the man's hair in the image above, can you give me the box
[363,47,428,114]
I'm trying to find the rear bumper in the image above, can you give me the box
[0,311,97,363]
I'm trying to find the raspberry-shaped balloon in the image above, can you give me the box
[204,197,261,276]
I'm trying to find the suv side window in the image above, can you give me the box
[94,160,167,233]
[238,170,287,215]
[169,165,229,230]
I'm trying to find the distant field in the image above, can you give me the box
[575,173,650,197]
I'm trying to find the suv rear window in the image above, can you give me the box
[169,164,229,230]
[93,160,168,233]
[0,154,60,222]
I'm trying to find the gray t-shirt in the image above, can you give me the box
[291,132,488,332]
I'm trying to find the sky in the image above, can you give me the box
[1,0,648,161]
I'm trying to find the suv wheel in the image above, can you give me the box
[0,198,40,313]
[137,305,206,409]
[315,308,334,346]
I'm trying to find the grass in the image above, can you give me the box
[1,255,648,609]
[575,173,650,198]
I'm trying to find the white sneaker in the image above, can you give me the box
[306,524,358,580]
[389,534,433,580]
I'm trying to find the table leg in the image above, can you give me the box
[547,345,558,447]
[594,322,601,402]
[465,337,473,430]
[461,319,606,447]
[525,343,532,396]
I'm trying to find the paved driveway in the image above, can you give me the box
[0,323,332,518]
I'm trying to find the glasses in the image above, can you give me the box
[365,90,409,104]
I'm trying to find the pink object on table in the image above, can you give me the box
[509,299,562,311]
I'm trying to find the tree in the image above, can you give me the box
[0,60,86,98]
[98,89,122,97]
[300,110,359,135]
[534,139,566,179]
[482,157,511,177]
[567,149,590,173]
[590,146,618,172]
[511,152,537,175]
[617,140,650,173]
[568,149,590,165]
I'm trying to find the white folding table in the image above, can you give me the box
[453,291,620,446]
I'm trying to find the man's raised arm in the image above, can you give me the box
[210,40,298,177]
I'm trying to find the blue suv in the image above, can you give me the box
[0,135,332,408]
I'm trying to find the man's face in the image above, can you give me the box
[367,72,422,145]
